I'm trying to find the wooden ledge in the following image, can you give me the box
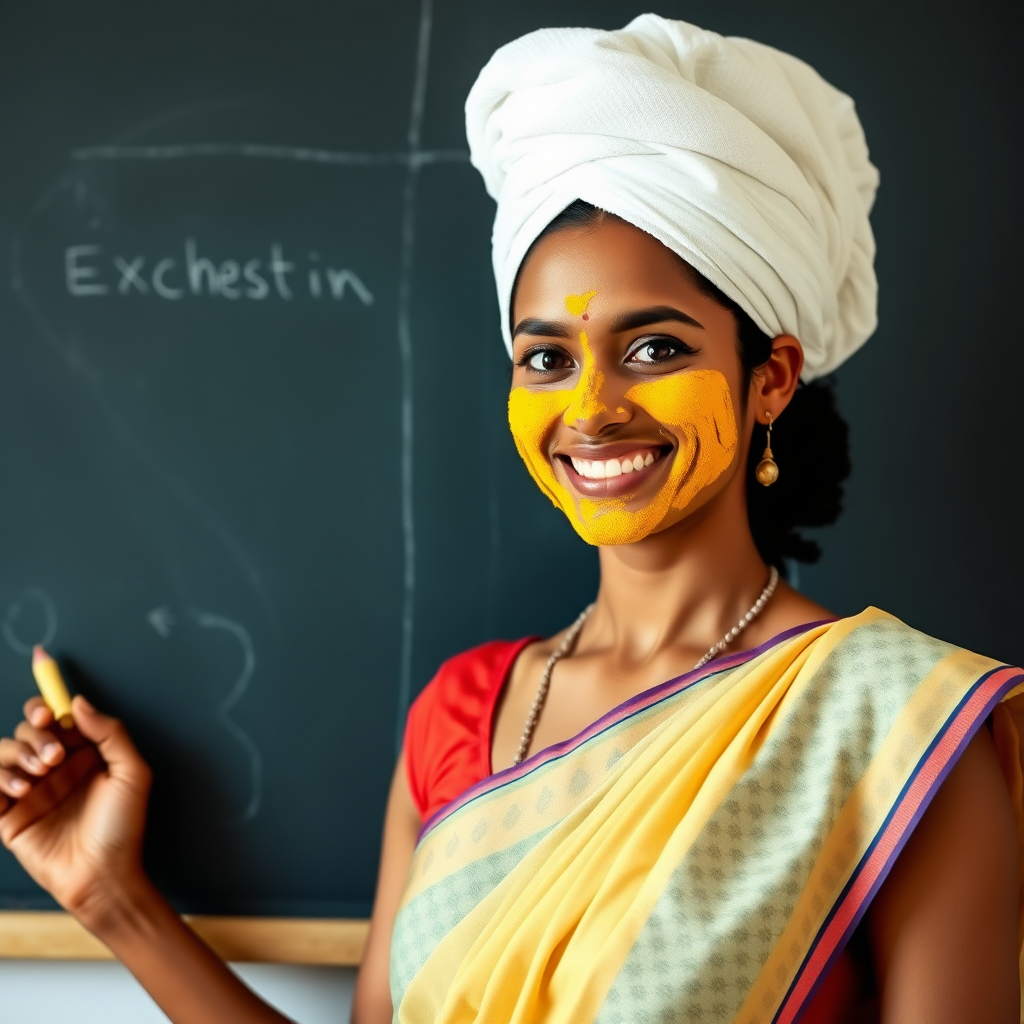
[0,911,368,964]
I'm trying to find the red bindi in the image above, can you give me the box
[582,313,589,320]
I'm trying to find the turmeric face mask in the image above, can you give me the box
[508,297,738,545]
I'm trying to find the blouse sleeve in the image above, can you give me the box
[403,638,536,822]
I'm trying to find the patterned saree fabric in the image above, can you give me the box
[391,609,1024,1024]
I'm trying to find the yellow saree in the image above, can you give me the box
[391,609,1024,1023]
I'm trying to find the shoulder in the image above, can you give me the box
[868,727,1020,1018]
[404,637,536,821]
[408,638,535,726]
[810,607,1005,701]
[765,579,833,633]
[797,609,1019,778]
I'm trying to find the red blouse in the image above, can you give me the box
[402,638,870,1023]
[404,637,535,822]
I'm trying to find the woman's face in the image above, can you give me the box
[509,216,754,547]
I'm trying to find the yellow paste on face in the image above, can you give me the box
[564,290,598,317]
[508,288,737,545]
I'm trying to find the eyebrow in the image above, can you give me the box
[609,305,705,332]
[512,305,705,340]
[512,317,572,339]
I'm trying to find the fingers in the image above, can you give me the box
[0,736,47,776]
[70,697,150,789]
[0,696,150,831]
[0,697,105,813]
[0,721,68,806]
[22,697,53,729]
[0,745,103,847]
[19,700,86,750]
[13,722,66,768]
[0,765,31,799]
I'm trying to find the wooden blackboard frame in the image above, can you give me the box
[0,912,368,964]
[3,0,1022,955]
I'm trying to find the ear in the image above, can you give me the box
[753,334,803,422]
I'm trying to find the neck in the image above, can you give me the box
[589,484,770,666]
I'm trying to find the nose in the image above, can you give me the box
[562,331,631,434]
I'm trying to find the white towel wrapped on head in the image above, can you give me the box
[466,14,879,381]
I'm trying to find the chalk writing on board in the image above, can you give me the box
[65,241,374,305]
[147,606,175,639]
[13,0,441,763]
[2,588,58,657]
[12,222,276,620]
[189,610,262,825]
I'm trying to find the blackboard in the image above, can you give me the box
[1,0,1020,918]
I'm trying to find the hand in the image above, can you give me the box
[0,695,153,930]
[0,697,291,1024]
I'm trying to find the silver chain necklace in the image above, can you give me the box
[514,566,780,765]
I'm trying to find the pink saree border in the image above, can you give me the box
[773,664,1023,1024]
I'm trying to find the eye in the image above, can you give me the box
[519,346,574,374]
[626,336,698,366]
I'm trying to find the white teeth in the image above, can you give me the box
[569,449,661,480]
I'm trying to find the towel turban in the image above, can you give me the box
[466,14,880,381]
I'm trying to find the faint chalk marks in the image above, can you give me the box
[106,97,260,150]
[190,610,262,825]
[393,0,434,756]
[147,605,175,638]
[9,177,277,626]
[71,142,468,169]
[2,588,57,656]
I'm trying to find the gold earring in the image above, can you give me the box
[755,412,779,487]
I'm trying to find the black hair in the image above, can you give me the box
[512,200,851,572]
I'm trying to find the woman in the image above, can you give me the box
[1,15,1021,1024]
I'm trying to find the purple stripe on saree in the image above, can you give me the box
[773,664,1023,1024]
[419,617,836,840]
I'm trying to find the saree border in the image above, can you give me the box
[418,618,836,841]
[773,663,1024,1024]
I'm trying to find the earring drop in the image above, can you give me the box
[755,412,779,487]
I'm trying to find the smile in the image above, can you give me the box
[568,448,660,479]
[553,445,669,499]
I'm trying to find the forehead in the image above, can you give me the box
[514,217,700,314]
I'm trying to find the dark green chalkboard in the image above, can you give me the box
[1,0,1020,917]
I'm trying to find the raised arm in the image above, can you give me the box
[0,695,291,1024]
[351,752,421,1024]
[868,727,1020,1023]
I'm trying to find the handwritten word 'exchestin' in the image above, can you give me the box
[65,241,374,304]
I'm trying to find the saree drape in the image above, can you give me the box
[391,608,1024,1024]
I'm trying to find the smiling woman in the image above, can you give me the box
[507,200,851,565]
[379,15,1024,1024]
[510,305,739,545]
[1,12,1022,1024]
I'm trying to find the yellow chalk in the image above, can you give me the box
[31,646,74,728]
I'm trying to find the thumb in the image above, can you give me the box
[70,696,149,783]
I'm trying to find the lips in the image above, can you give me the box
[555,445,669,497]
